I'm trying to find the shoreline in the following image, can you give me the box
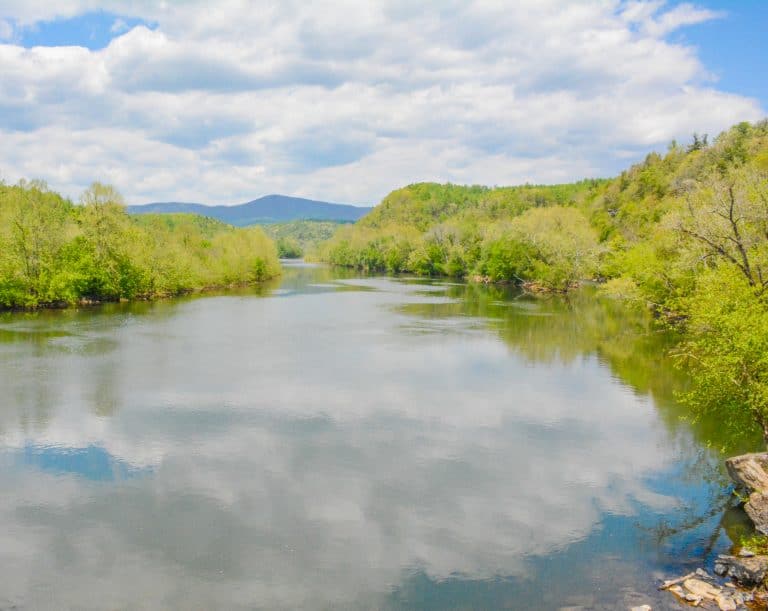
[0,276,282,314]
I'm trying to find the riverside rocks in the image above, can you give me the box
[726,454,768,493]
[714,554,768,586]
[726,453,768,535]
[659,452,768,608]
[660,569,753,609]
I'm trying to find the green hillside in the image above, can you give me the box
[262,220,347,258]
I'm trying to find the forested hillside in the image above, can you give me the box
[0,182,280,309]
[262,220,345,258]
[316,180,607,290]
[319,120,768,439]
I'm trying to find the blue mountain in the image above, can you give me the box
[127,194,371,226]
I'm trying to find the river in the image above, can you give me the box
[0,261,758,609]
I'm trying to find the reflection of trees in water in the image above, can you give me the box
[395,280,763,455]
[395,280,766,562]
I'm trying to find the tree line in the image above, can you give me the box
[0,181,280,309]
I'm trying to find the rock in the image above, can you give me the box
[683,577,720,600]
[630,606,652,611]
[715,592,737,611]
[714,554,768,587]
[667,584,686,602]
[745,491,768,535]
[738,548,756,557]
[726,453,768,533]
[659,572,695,590]
[726,453,768,492]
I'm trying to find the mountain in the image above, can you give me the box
[127,194,372,226]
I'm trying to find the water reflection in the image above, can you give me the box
[12,443,152,481]
[0,263,759,609]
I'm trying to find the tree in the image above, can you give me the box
[673,167,768,295]
[0,181,74,305]
[677,265,768,443]
[508,206,600,291]
[688,132,709,152]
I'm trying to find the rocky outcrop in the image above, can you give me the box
[746,492,768,536]
[714,554,768,587]
[726,452,768,535]
[726,453,768,492]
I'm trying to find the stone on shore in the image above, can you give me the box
[745,491,768,535]
[662,568,755,609]
[725,452,768,535]
[714,554,768,587]
[726,453,768,492]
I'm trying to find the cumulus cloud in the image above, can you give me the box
[0,0,762,204]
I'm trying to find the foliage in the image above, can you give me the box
[261,220,347,258]
[675,266,768,440]
[0,181,280,309]
[317,182,604,286]
[738,533,768,555]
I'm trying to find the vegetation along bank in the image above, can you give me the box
[0,182,281,310]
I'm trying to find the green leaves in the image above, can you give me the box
[0,183,281,309]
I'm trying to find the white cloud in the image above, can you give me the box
[642,2,725,37]
[0,0,761,205]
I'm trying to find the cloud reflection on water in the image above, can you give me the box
[0,266,726,609]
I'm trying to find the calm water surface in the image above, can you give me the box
[0,262,758,610]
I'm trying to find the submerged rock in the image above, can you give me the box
[714,554,768,587]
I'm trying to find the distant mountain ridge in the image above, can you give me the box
[127,194,372,226]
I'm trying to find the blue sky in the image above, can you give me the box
[0,1,764,205]
[16,11,152,50]
[668,0,767,110]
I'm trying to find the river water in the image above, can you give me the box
[0,261,758,609]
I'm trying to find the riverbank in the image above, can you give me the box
[1,181,281,310]
[0,276,282,313]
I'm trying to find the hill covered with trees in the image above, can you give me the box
[0,182,280,309]
[318,120,768,441]
[262,220,347,258]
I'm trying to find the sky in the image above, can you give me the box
[0,1,765,206]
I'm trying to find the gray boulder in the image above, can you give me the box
[746,492,768,536]
[714,554,768,587]
[725,453,768,535]
[726,453,768,493]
